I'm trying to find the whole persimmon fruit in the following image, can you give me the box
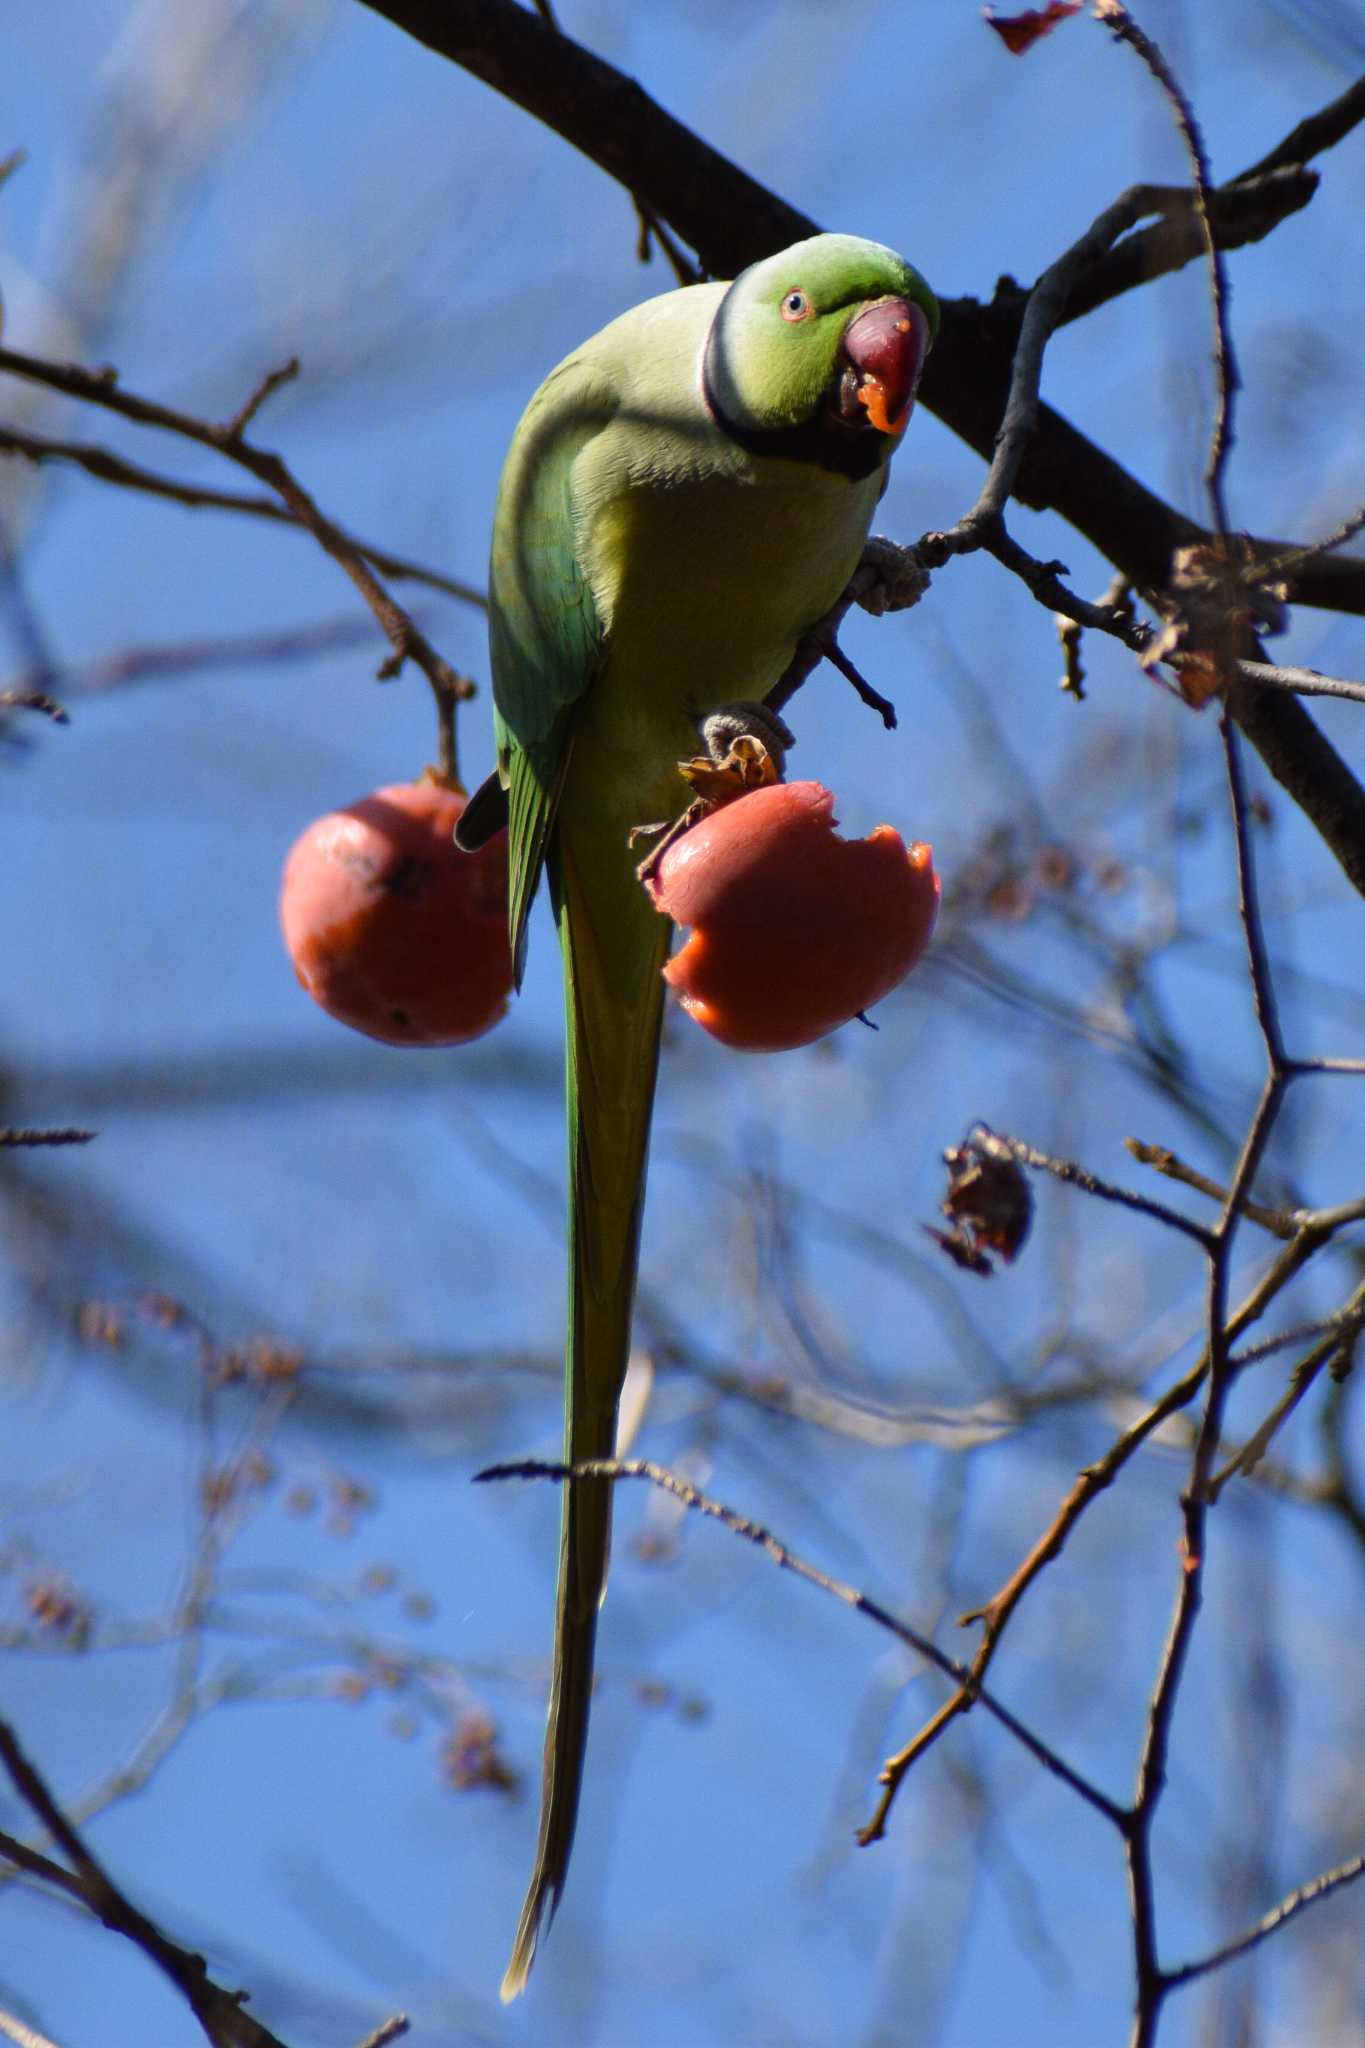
[280,778,513,1047]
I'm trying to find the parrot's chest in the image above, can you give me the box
[583,444,880,710]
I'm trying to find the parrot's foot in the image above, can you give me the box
[853,534,932,616]
[634,712,789,888]
[696,701,796,775]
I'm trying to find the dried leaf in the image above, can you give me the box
[984,2,1083,56]
[928,1124,1034,1276]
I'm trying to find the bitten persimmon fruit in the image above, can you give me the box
[645,779,938,1052]
[280,779,513,1047]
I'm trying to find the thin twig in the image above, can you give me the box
[0,2005,63,2048]
[992,1132,1217,1252]
[1235,660,1365,707]
[1249,499,1365,587]
[2,615,418,704]
[1210,1282,1365,1497]
[1120,627,1298,2046]
[475,1457,1128,1829]
[352,2019,411,2048]
[1164,1851,1365,1989]
[934,182,1174,546]
[0,687,68,723]
[0,1721,288,2048]
[1124,1138,1293,1237]
[858,1197,1337,1848]
[1226,1300,1365,1371]
[0,1128,95,1148]
[0,345,478,778]
[1223,714,1286,1063]
[1098,2,1239,535]
[222,357,300,441]
[1235,73,1365,182]
[767,550,903,727]
[0,422,486,607]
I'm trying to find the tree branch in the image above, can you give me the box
[0,421,485,607]
[475,1456,1128,1830]
[0,1721,288,2048]
[0,344,479,779]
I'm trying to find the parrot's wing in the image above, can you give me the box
[489,362,618,980]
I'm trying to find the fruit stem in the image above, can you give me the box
[428,668,466,789]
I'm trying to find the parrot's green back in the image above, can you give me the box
[482,236,937,1997]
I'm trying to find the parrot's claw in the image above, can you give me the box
[634,800,707,886]
[854,534,932,616]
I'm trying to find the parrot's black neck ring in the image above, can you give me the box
[702,335,891,484]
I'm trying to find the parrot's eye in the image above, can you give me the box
[780,289,813,323]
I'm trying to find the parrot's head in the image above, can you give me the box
[703,233,938,472]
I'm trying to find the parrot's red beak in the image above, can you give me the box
[839,297,931,436]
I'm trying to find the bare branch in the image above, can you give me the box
[0,686,68,723]
[1124,1138,1294,1237]
[476,1457,1128,1829]
[0,1721,288,2048]
[1236,659,1365,707]
[221,356,300,441]
[1096,3,1238,534]
[1236,72,1365,181]
[1164,1851,1365,1989]
[352,2018,411,2048]
[0,342,479,778]
[0,421,486,607]
[933,181,1181,546]
[0,2005,63,2048]
[989,1131,1217,1252]
[0,1128,94,1148]
[1058,167,1317,327]
[1210,1282,1365,1497]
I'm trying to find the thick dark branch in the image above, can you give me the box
[1065,65,1365,321]
[1236,72,1365,181]
[357,0,807,272]
[1058,167,1317,327]
[354,2,1364,601]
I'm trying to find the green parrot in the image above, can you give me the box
[457,231,938,1998]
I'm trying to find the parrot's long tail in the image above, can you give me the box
[500,827,669,2002]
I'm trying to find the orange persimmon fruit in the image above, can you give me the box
[645,779,938,1052]
[280,778,513,1047]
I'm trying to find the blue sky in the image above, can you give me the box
[2,3,1365,2043]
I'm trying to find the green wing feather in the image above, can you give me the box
[488,360,616,981]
